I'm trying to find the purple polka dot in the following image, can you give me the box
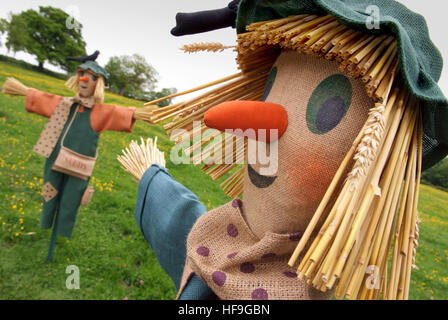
[212,271,227,287]
[283,271,297,278]
[289,232,303,241]
[232,199,242,208]
[196,246,209,257]
[251,288,269,300]
[227,224,239,237]
[227,252,238,259]
[261,253,276,259]
[240,262,255,274]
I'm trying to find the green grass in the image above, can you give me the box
[0,60,447,300]
[410,185,448,299]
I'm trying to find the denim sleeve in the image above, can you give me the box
[134,164,207,290]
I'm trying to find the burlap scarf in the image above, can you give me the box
[33,95,95,158]
[178,199,333,300]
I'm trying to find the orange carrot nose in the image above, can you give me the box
[79,76,90,83]
[204,100,288,142]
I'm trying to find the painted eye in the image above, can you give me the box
[306,74,352,135]
[91,75,98,82]
[261,67,277,101]
[80,71,85,77]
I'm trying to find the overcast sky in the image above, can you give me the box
[1,0,447,100]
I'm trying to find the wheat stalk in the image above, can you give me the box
[181,42,235,53]
[345,103,386,189]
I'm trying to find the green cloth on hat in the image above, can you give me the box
[78,60,108,84]
[236,0,448,170]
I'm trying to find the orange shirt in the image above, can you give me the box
[25,88,136,133]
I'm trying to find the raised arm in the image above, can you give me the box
[135,164,207,289]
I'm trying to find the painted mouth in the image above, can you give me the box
[247,164,277,188]
[81,86,88,89]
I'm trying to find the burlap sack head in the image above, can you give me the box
[242,50,373,239]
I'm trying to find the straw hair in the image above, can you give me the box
[65,71,105,104]
[136,14,422,299]
[93,76,105,104]
[65,74,79,92]
[117,137,166,181]
[2,77,29,96]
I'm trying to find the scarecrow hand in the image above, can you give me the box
[2,77,29,96]
[118,137,166,181]
[133,105,159,124]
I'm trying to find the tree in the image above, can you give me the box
[146,87,178,107]
[4,6,86,72]
[0,18,7,47]
[421,157,448,190]
[105,54,158,99]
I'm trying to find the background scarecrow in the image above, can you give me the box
[3,53,138,261]
[121,0,447,300]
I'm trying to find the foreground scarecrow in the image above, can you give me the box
[2,54,143,261]
[121,0,447,300]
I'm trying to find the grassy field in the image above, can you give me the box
[0,60,447,300]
